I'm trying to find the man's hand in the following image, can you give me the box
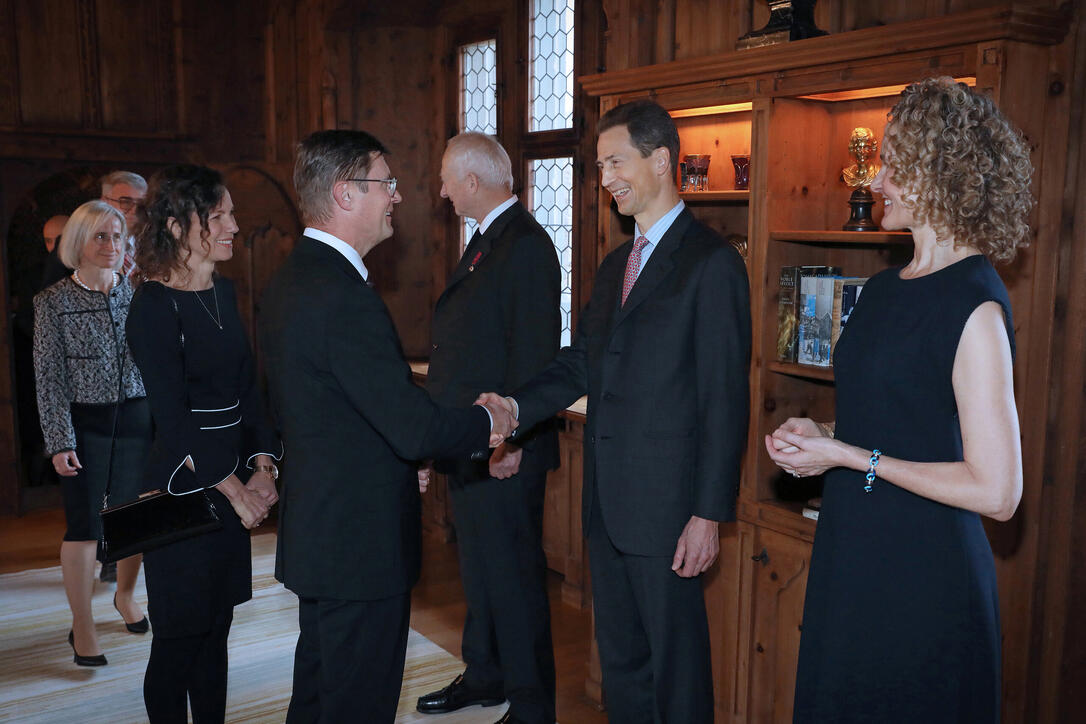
[418,463,434,493]
[476,394,518,447]
[489,443,523,479]
[671,515,720,578]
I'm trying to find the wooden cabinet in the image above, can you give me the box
[543,414,589,609]
[581,5,1070,721]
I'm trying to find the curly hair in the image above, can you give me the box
[883,76,1034,263]
[135,165,225,283]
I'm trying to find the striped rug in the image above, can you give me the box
[0,532,508,723]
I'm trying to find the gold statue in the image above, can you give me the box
[842,127,880,188]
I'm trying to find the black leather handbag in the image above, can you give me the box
[100,489,222,563]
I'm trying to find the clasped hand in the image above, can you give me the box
[216,474,272,530]
[764,417,839,478]
[475,392,518,447]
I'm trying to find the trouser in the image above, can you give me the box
[286,592,411,724]
[450,468,556,723]
[587,492,714,724]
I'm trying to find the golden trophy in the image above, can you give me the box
[842,127,880,231]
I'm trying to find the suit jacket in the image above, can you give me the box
[426,202,561,478]
[259,236,490,601]
[514,208,751,557]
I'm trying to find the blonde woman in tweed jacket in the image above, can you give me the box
[33,200,152,666]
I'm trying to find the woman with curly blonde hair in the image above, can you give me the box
[766,76,1031,722]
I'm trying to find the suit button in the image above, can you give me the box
[432,344,438,350]
[590,435,595,443]
[602,391,615,401]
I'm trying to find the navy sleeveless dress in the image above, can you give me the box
[793,255,1014,723]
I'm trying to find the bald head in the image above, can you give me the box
[440,132,515,222]
[43,215,69,253]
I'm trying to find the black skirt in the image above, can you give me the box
[63,399,151,542]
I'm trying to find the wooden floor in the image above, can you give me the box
[0,508,608,724]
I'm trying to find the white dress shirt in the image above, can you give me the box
[304,227,369,282]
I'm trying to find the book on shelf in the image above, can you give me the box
[802,497,822,521]
[795,266,841,367]
[830,277,868,356]
[776,266,800,362]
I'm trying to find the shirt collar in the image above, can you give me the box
[634,200,685,247]
[478,196,518,235]
[304,227,369,282]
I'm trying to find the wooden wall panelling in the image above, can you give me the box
[13,0,85,128]
[1021,13,1085,720]
[94,0,175,132]
[0,0,19,126]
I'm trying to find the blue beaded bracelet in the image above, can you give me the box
[864,449,882,493]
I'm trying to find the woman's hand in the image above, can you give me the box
[216,474,270,529]
[52,450,82,477]
[764,418,852,478]
[247,472,279,505]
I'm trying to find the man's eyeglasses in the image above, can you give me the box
[346,178,397,196]
[103,196,141,212]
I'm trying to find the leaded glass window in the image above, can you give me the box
[459,39,497,246]
[529,157,574,346]
[529,0,575,132]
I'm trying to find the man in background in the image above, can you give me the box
[99,170,146,276]
[417,132,561,724]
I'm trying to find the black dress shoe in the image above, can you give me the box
[113,594,149,634]
[417,673,505,714]
[494,712,526,724]
[67,630,107,667]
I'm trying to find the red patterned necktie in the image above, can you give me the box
[621,235,650,306]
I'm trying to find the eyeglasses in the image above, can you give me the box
[346,177,398,196]
[91,232,125,247]
[103,196,141,212]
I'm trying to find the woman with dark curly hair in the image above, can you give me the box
[766,76,1031,722]
[126,164,280,723]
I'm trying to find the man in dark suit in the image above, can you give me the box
[259,130,517,724]
[416,133,561,724]
[481,100,751,723]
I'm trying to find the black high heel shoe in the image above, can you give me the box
[67,630,107,667]
[113,594,150,634]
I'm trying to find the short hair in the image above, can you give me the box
[135,165,226,283]
[445,132,513,191]
[599,100,680,175]
[58,201,126,270]
[293,130,390,225]
[884,76,1034,263]
[99,170,147,196]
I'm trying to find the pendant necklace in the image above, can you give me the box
[193,284,223,330]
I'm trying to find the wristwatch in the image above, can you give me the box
[253,463,279,480]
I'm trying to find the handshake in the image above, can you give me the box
[474,392,519,447]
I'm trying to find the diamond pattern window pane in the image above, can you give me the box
[530,0,575,132]
[529,157,574,346]
[459,38,497,249]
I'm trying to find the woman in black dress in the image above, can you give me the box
[127,165,280,723]
[766,77,1032,723]
[34,200,152,665]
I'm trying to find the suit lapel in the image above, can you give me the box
[439,204,519,301]
[609,209,693,332]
